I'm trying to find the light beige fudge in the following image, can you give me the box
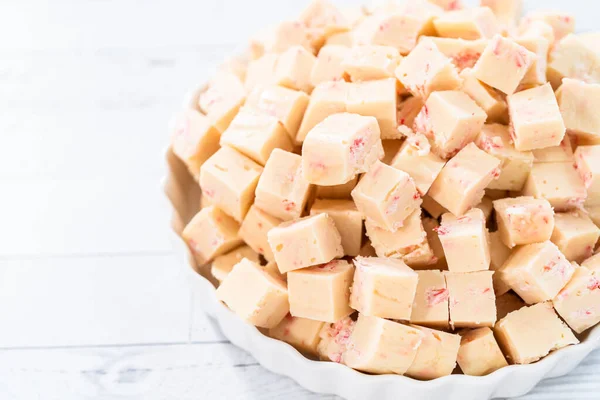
[391,133,446,195]
[459,68,507,124]
[520,11,575,42]
[553,267,600,333]
[421,194,448,219]
[522,162,587,211]
[245,53,279,92]
[182,206,243,266]
[428,143,502,216]
[489,231,511,295]
[326,31,354,47]
[433,7,500,40]
[254,149,312,221]
[310,199,363,257]
[239,205,282,262]
[259,21,314,55]
[211,245,260,283]
[548,33,600,88]
[445,271,496,329]
[395,38,462,100]
[346,78,398,139]
[275,45,317,94]
[198,71,246,133]
[267,213,343,273]
[498,241,575,304]
[287,259,354,322]
[310,45,349,87]
[457,327,508,376]
[170,109,220,180]
[575,146,600,206]
[349,256,418,320]
[268,315,325,355]
[494,302,578,364]
[587,206,600,229]
[493,196,555,248]
[410,269,450,329]
[316,316,356,362]
[558,79,600,142]
[422,217,447,269]
[297,81,348,143]
[245,85,309,141]
[426,37,488,71]
[515,36,549,88]
[343,314,423,374]
[551,211,600,263]
[413,90,487,159]
[342,45,401,82]
[519,20,555,44]
[216,258,289,329]
[428,0,463,10]
[199,146,263,222]
[397,96,424,129]
[507,83,566,151]
[299,0,349,49]
[496,291,526,320]
[438,208,490,273]
[315,176,357,200]
[582,252,600,273]
[352,161,422,232]
[481,0,522,26]
[472,35,537,95]
[406,325,461,380]
[475,124,533,191]
[532,136,573,164]
[302,113,383,186]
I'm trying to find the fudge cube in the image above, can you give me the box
[302,113,383,185]
[275,46,317,93]
[352,161,422,232]
[532,136,574,163]
[170,109,220,180]
[496,291,526,320]
[459,68,508,124]
[267,213,343,273]
[558,79,600,140]
[220,108,293,166]
[410,270,450,329]
[522,162,587,211]
[520,11,575,42]
[299,0,349,49]
[288,259,354,322]
[472,35,537,95]
[315,176,357,200]
[342,45,401,82]
[326,31,354,46]
[254,149,312,221]
[475,124,533,191]
[182,206,243,266]
[493,196,555,248]
[586,205,600,229]
[211,245,260,282]
[245,53,279,92]
[349,256,418,320]
[457,327,508,376]
[343,314,423,374]
[244,85,310,140]
[582,252,600,273]
[494,302,578,364]
[296,81,348,143]
[198,71,246,133]
[498,241,575,304]
[346,78,398,139]
[489,231,511,295]
[310,45,349,86]
[239,205,283,262]
[269,315,325,355]
[216,258,289,328]
[481,0,522,26]
[519,20,555,44]
[422,217,447,269]
[508,83,565,151]
[554,267,600,333]
[310,199,363,257]
[406,326,461,380]
[316,316,356,362]
[548,33,600,88]
[428,0,463,10]
[516,36,550,87]
[421,194,448,219]
[428,143,501,216]
[199,146,263,222]
[427,37,488,71]
[397,96,424,128]
[575,146,600,207]
[551,210,600,263]
[353,13,428,55]
[445,271,496,328]
[433,7,500,40]
[261,21,314,55]
[413,90,487,159]
[395,38,462,99]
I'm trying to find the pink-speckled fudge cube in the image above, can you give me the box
[459,68,508,124]
[457,327,508,376]
[346,78,399,139]
[493,196,555,248]
[427,37,488,71]
[520,11,575,42]
[198,71,246,133]
[245,54,279,92]
[532,136,573,164]
[433,7,500,40]
[275,45,317,93]
[481,0,522,26]
[316,316,356,362]
[558,79,600,142]
[406,325,461,380]
[297,81,348,143]
[551,210,600,263]
[515,36,550,88]
[522,162,587,211]
[238,205,283,262]
[353,13,429,55]
[299,0,349,49]
[310,199,363,257]
[410,269,450,329]
[445,271,496,329]
[575,145,600,206]
[211,245,260,283]
[310,45,349,86]
[554,267,600,333]
[269,315,325,355]
[342,45,402,82]
[548,33,600,89]
[582,252,600,273]
[397,96,425,129]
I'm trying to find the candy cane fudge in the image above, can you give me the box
[211,245,260,282]
[459,68,508,124]
[496,291,525,320]
[481,0,521,27]
[410,270,450,329]
[352,13,429,55]
[522,162,587,211]
[445,271,496,329]
[519,19,555,44]
[238,205,283,262]
[299,0,349,49]
[314,176,357,200]
[433,7,500,40]
[316,316,356,362]
[405,326,461,380]
[269,315,325,355]
[551,210,600,263]
[297,81,348,143]
[515,36,550,88]
[548,33,600,88]
[558,79,600,142]
[342,45,401,82]
[488,231,511,295]
[582,253,600,273]
[310,45,349,87]
[198,71,246,133]
[532,136,573,164]
[427,0,463,11]
[310,199,363,257]
[397,96,424,129]
[275,45,317,94]
[574,146,600,207]
[216,258,289,329]
[493,196,555,248]
[346,78,399,139]
[261,21,314,55]
[520,11,575,43]
[245,53,279,92]
[457,327,508,376]
[553,267,600,333]
[326,31,354,47]
[494,302,578,364]
[426,37,488,71]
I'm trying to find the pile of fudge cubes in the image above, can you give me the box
[171,0,600,379]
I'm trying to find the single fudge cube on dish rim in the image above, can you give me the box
[553,266,600,333]
[405,325,461,380]
[457,327,508,376]
[268,315,325,355]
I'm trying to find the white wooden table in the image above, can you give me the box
[0,0,598,398]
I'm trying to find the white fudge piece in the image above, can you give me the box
[198,71,246,133]
[433,7,500,40]
[445,271,496,329]
[575,145,600,206]
[211,245,260,283]
[410,270,450,329]
[553,267,600,333]
[310,199,363,257]
[551,210,600,263]
[548,33,600,88]
[493,196,555,248]
[558,79,600,142]
[342,45,401,82]
[459,68,508,124]
[520,11,575,42]
[522,162,587,211]
[269,315,325,355]
[239,205,282,262]
[457,327,508,376]
[310,45,349,86]
[406,326,461,380]
[346,78,399,139]
[275,45,317,93]
[427,37,488,71]
[316,316,356,362]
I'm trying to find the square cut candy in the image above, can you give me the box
[211,245,260,283]
[198,71,246,133]
[548,33,600,88]
[216,258,289,329]
[515,36,550,88]
[297,81,348,143]
[508,83,566,151]
[238,205,283,262]
[575,145,600,206]
[275,45,317,93]
[405,326,461,380]
[342,45,401,82]
[267,213,343,273]
[445,271,496,329]
[582,252,600,273]
[343,314,423,375]
[349,256,418,320]
[519,20,555,44]
[346,78,399,139]
[551,210,600,263]
[433,7,500,40]
[494,302,578,364]
[254,149,312,221]
[352,161,422,232]
[315,176,357,200]
[438,208,490,273]
[245,53,279,92]
[395,38,462,99]
[316,316,356,362]
[310,199,363,257]
[428,143,501,216]
[302,112,383,186]
[326,31,354,46]
[493,196,555,248]
[353,12,430,55]
[287,259,354,322]
[299,0,349,49]
[182,206,243,266]
[498,241,575,304]
[310,45,349,87]
[427,0,463,11]
[410,269,450,329]
[427,37,488,71]
[199,146,263,222]
[532,136,573,164]
[472,35,537,95]
[457,327,508,376]
[397,96,424,129]
[522,162,587,211]
[481,0,522,26]
[553,267,600,333]
[258,21,314,55]
[488,232,511,295]
[558,79,600,140]
[459,68,508,124]
[269,315,325,355]
[413,90,487,159]
[520,11,575,43]
[475,124,533,191]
